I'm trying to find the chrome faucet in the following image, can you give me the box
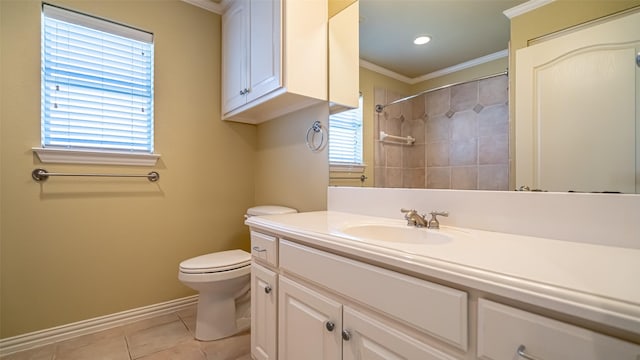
[401,209,449,229]
[400,208,428,227]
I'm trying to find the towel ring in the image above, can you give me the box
[306,120,326,152]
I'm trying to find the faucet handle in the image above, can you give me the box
[430,211,448,217]
[401,208,416,225]
[427,211,449,229]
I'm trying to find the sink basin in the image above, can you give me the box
[339,224,452,244]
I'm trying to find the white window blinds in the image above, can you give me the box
[41,4,154,153]
[329,96,363,165]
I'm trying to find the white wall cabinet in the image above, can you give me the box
[328,0,359,112]
[222,0,328,124]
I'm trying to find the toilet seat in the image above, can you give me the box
[179,249,251,274]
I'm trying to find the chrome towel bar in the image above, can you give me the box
[330,175,367,182]
[32,168,160,182]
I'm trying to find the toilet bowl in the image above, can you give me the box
[179,205,297,341]
[179,250,251,341]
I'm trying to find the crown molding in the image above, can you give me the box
[413,49,508,84]
[503,0,555,19]
[361,49,508,85]
[359,59,414,84]
[180,0,224,14]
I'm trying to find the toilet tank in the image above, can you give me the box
[246,205,297,217]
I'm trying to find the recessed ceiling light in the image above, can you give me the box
[414,35,431,45]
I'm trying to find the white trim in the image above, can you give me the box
[330,164,366,173]
[359,59,414,84]
[180,0,224,14]
[412,50,508,83]
[360,50,508,85]
[503,0,556,19]
[0,295,198,356]
[33,148,161,167]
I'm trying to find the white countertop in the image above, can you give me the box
[246,211,640,335]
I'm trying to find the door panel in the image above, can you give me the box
[516,10,640,193]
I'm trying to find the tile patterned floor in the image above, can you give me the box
[1,305,251,360]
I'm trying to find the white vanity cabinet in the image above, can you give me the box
[250,231,279,360]
[477,299,640,360]
[221,0,328,124]
[278,274,460,360]
[276,238,467,360]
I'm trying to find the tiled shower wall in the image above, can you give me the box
[374,75,509,190]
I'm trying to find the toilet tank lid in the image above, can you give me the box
[179,250,251,273]
[247,205,297,216]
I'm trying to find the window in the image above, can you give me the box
[37,4,157,165]
[329,96,363,167]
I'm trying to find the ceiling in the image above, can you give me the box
[359,0,527,79]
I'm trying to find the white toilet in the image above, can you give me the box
[178,205,296,341]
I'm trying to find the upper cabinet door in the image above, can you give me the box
[329,0,359,111]
[515,10,640,193]
[222,0,249,113]
[222,0,328,123]
[247,0,281,102]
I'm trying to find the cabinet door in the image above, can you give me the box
[247,0,281,102]
[329,0,359,110]
[251,263,277,360]
[222,0,248,114]
[477,299,640,360]
[278,276,342,360]
[515,10,640,193]
[343,307,459,360]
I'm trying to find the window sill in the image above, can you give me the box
[32,147,161,166]
[330,163,366,173]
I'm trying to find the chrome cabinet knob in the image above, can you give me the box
[341,329,351,341]
[325,321,335,332]
[264,285,272,294]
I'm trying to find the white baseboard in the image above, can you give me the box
[0,295,198,357]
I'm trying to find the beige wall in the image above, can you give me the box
[0,0,258,338]
[255,104,329,212]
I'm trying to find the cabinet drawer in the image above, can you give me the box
[251,231,277,267]
[477,299,640,360]
[279,240,468,350]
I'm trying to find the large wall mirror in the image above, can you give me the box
[328,0,640,194]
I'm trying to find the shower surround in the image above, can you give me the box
[374,75,509,190]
